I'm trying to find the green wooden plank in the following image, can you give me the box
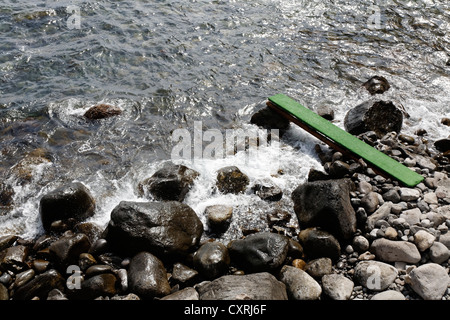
[268,94,424,187]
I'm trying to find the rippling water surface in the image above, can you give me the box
[1,0,449,240]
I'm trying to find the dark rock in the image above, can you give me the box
[216,166,249,194]
[85,264,113,278]
[304,257,333,278]
[361,191,380,213]
[197,272,288,300]
[89,238,109,256]
[78,253,97,272]
[205,205,233,233]
[77,273,118,299]
[307,168,330,182]
[105,201,203,259]
[128,251,171,299]
[0,235,18,251]
[344,100,403,138]
[362,76,390,95]
[138,162,199,202]
[435,139,450,153]
[160,287,199,300]
[250,106,290,137]
[171,262,199,287]
[298,227,341,261]
[13,269,65,300]
[441,118,450,126]
[0,245,29,272]
[39,182,96,232]
[329,160,351,178]
[291,179,356,239]
[32,259,50,273]
[73,222,103,245]
[48,232,91,267]
[316,105,335,121]
[251,179,283,201]
[228,232,289,273]
[382,189,401,203]
[83,104,122,120]
[0,182,14,207]
[193,241,230,279]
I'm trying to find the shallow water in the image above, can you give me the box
[0,0,449,240]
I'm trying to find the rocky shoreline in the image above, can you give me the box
[1,89,450,301]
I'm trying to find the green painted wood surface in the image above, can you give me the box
[268,94,424,187]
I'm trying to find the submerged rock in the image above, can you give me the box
[83,104,122,120]
[344,100,403,138]
[104,201,203,259]
[39,182,96,232]
[138,162,199,202]
[251,179,283,201]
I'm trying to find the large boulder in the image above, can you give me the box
[39,182,96,232]
[197,272,288,300]
[228,232,289,273]
[291,179,356,239]
[138,162,199,202]
[104,201,203,259]
[344,100,403,138]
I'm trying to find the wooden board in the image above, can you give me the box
[267,94,424,187]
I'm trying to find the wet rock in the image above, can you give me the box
[14,269,35,288]
[279,265,322,300]
[321,274,354,300]
[298,228,341,261]
[407,263,449,300]
[39,182,96,232]
[344,100,403,138]
[329,160,351,178]
[127,251,171,299]
[292,179,356,239]
[171,262,199,287]
[160,287,199,300]
[228,232,289,273]
[370,238,421,264]
[138,162,199,202]
[251,179,283,201]
[216,166,249,194]
[205,205,233,233]
[307,168,330,182]
[83,104,122,120]
[197,272,288,300]
[13,269,65,300]
[105,201,203,259]
[441,118,450,126]
[362,76,390,95]
[46,288,68,300]
[193,241,230,280]
[371,290,405,300]
[0,245,29,272]
[354,260,398,291]
[48,232,91,267]
[76,273,118,300]
[0,182,14,208]
[85,265,113,278]
[304,257,332,278]
[0,235,18,251]
[250,106,290,137]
